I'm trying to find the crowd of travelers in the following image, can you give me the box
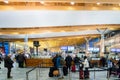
[1,51,120,79]
[51,53,120,79]
[51,53,90,79]
[0,52,28,79]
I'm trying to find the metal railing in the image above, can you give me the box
[26,64,41,80]
[26,63,120,80]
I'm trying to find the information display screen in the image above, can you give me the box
[67,46,74,51]
[88,47,99,52]
[111,48,120,53]
[61,46,74,51]
[116,49,120,53]
[61,46,68,51]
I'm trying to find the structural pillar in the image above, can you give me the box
[24,34,28,54]
[84,37,91,56]
[97,28,108,57]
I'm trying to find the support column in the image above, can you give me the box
[97,28,108,57]
[24,34,28,54]
[84,37,91,56]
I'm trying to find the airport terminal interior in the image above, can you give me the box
[0,0,120,80]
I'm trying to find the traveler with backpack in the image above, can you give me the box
[56,54,65,79]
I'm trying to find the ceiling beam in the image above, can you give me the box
[0,0,120,3]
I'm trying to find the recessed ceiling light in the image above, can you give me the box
[4,0,9,4]
[40,1,44,4]
[97,2,100,5]
[70,2,75,5]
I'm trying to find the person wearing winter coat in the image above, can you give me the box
[4,54,14,79]
[65,55,72,72]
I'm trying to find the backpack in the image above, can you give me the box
[60,57,65,65]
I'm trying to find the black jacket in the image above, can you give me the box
[4,56,14,68]
[65,56,72,66]
[74,56,80,64]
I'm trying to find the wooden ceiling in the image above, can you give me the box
[0,0,120,49]
[0,0,120,10]
[0,24,119,49]
[0,24,119,35]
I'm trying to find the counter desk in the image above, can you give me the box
[26,58,54,67]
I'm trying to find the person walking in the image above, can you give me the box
[4,54,14,79]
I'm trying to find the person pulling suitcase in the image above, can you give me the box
[83,56,90,79]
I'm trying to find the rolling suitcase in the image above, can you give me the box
[49,67,58,77]
[79,70,84,79]
[63,66,68,76]
[71,65,76,72]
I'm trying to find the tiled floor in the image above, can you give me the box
[0,61,119,80]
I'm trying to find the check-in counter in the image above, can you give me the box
[90,58,100,67]
[26,58,54,67]
[90,58,119,67]
[25,58,119,68]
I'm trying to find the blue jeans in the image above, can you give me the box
[58,66,63,78]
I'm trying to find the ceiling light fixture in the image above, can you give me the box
[4,0,9,4]
[40,1,45,4]
[70,1,75,5]
[97,2,100,5]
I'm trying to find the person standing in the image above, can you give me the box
[16,52,26,68]
[83,56,89,69]
[0,53,2,69]
[4,54,14,79]
[107,59,113,78]
[52,54,58,67]
[65,54,72,72]
[74,55,80,71]
[100,56,106,67]
[83,56,90,79]
[56,54,65,79]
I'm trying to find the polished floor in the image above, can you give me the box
[0,61,119,80]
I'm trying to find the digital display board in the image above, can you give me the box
[88,47,99,52]
[61,46,68,51]
[68,46,74,51]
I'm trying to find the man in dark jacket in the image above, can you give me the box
[74,55,80,71]
[52,54,58,67]
[16,52,26,68]
[4,54,14,79]
[65,55,72,72]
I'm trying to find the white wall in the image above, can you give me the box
[0,10,120,28]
